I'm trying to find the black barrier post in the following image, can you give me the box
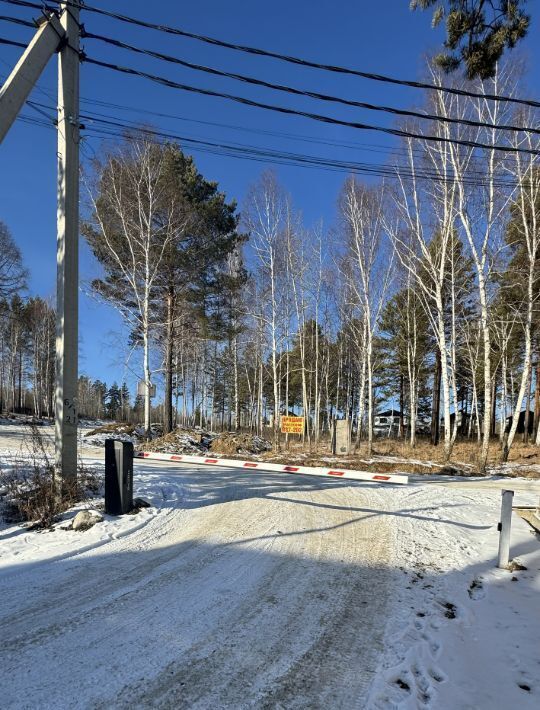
[105,439,133,515]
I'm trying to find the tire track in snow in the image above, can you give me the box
[0,469,394,709]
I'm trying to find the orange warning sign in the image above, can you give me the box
[281,416,304,434]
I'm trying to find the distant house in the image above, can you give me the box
[373,409,402,437]
[505,410,535,435]
[439,409,536,436]
[442,409,475,435]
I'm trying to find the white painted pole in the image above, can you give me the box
[55,2,80,489]
[497,489,514,569]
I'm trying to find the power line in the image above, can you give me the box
[26,98,55,121]
[0,6,82,55]
[83,56,540,157]
[75,113,537,188]
[12,94,533,188]
[24,94,526,179]
[1,9,536,181]
[0,35,25,48]
[2,65,493,166]
[65,97,538,165]
[16,83,527,165]
[4,30,534,158]
[2,5,538,157]
[5,11,538,139]
[13,0,539,110]
[0,12,34,27]
[82,31,540,138]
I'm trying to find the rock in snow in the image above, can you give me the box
[71,509,104,531]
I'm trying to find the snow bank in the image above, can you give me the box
[0,455,184,572]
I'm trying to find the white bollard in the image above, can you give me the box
[497,489,514,569]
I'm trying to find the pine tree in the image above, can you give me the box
[105,382,122,420]
[151,144,245,434]
[410,0,530,79]
[378,284,431,444]
[120,382,131,422]
[0,221,27,299]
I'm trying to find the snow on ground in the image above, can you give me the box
[1,459,394,708]
[368,478,540,709]
[0,421,539,708]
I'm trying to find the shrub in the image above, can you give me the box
[1,424,102,528]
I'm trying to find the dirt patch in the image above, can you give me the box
[256,451,476,476]
[254,435,540,477]
[132,428,270,458]
[514,508,540,534]
[507,559,528,572]
[209,432,271,456]
[85,422,139,437]
[490,465,540,479]
[139,427,211,455]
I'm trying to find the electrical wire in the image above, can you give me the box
[19,90,529,165]
[0,12,34,27]
[76,113,537,188]
[0,35,25,48]
[1,5,537,181]
[83,56,540,157]
[82,31,540,137]
[11,98,534,189]
[16,0,539,110]
[2,5,538,157]
[27,93,506,171]
[5,11,538,139]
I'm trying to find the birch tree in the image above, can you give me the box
[84,137,177,437]
[244,172,288,450]
[386,134,459,461]
[340,178,392,456]
[436,64,520,468]
[502,131,540,456]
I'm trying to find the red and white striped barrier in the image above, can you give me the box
[134,450,408,485]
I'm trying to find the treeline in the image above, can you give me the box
[77,377,139,422]
[0,223,139,424]
[2,61,539,469]
[0,294,55,417]
[82,62,539,469]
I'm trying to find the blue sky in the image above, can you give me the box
[1,0,539,390]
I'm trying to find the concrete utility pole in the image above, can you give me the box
[55,1,80,487]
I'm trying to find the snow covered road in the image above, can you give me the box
[1,462,395,709]
[2,423,540,709]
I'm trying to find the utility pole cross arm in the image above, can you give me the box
[0,14,65,144]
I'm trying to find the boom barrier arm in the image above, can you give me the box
[135,451,409,485]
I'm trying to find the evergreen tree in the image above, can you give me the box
[132,393,144,421]
[120,382,131,422]
[152,144,245,433]
[105,382,122,420]
[0,221,27,299]
[378,285,431,441]
[410,0,530,79]
[91,380,108,419]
